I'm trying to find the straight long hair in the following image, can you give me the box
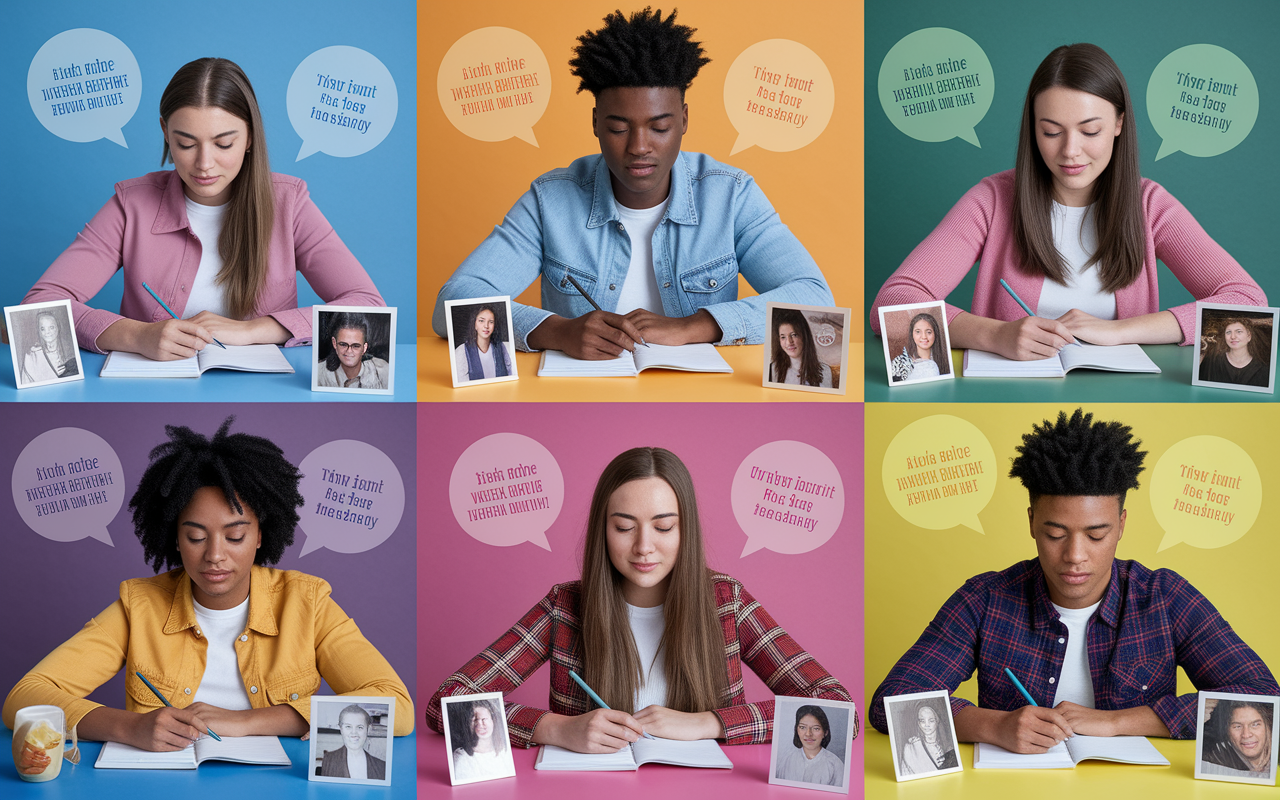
[771,308,823,386]
[1012,43,1144,292]
[160,58,274,321]
[908,312,949,373]
[580,448,727,714]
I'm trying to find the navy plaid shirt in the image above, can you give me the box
[870,559,1278,739]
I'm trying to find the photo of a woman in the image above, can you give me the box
[1201,698,1275,780]
[9,303,81,386]
[769,308,833,388]
[452,303,514,383]
[870,43,1266,360]
[774,704,846,787]
[898,703,958,774]
[1198,315,1272,388]
[23,57,383,360]
[447,697,514,783]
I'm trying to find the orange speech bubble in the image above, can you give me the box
[723,39,835,156]
[437,27,551,147]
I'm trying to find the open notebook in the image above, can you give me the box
[534,736,733,771]
[537,343,733,377]
[963,343,1160,378]
[100,345,295,378]
[974,735,1170,769]
[94,735,291,770]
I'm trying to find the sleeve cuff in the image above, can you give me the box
[514,306,554,352]
[507,704,549,748]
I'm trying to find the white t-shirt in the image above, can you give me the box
[1036,202,1117,321]
[1050,599,1101,708]
[191,597,253,710]
[627,602,668,711]
[183,198,230,319]
[774,359,834,388]
[346,747,368,780]
[453,342,510,381]
[614,199,668,316]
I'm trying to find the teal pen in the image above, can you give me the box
[999,278,1086,346]
[568,669,656,740]
[135,671,222,741]
[141,280,227,349]
[561,272,649,347]
[1003,667,1038,707]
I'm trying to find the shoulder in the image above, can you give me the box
[531,155,601,192]
[268,172,310,206]
[953,560,1037,603]
[1114,559,1199,599]
[120,569,185,603]
[113,171,177,205]
[255,566,333,599]
[971,170,1016,204]
[680,151,751,185]
[710,571,747,600]
[542,580,584,618]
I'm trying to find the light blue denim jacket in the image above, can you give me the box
[431,151,833,350]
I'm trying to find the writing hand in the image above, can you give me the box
[632,705,724,740]
[622,308,721,346]
[137,319,213,360]
[991,316,1076,360]
[186,311,289,346]
[532,708,646,754]
[527,311,645,360]
[126,706,211,752]
[990,705,1074,754]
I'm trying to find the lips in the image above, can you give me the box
[1060,572,1090,585]
[1059,164,1087,176]
[202,571,233,583]
[631,562,659,573]
[192,175,220,186]
[627,162,657,177]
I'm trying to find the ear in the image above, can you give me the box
[159,116,168,144]
[592,106,599,136]
[1027,505,1035,540]
[681,102,689,135]
[1114,112,1124,138]
[1117,507,1127,542]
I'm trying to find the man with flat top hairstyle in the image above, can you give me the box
[870,409,1278,753]
[432,7,832,359]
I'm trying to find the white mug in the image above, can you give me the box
[12,705,65,782]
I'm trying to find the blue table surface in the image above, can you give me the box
[0,343,416,402]
[2,728,416,798]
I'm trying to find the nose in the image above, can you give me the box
[1062,131,1083,158]
[195,144,215,171]
[1063,534,1087,564]
[206,536,226,564]
[633,528,656,555]
[627,128,651,156]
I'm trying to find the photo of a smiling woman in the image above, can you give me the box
[10,305,80,385]
[451,302,514,383]
[895,699,957,775]
[1202,698,1275,779]
[23,57,383,361]
[426,447,851,753]
[774,704,845,786]
[870,43,1265,361]
[1198,313,1272,388]
[1,418,413,750]
[769,308,833,388]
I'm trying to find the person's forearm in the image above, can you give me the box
[1102,705,1171,737]
[78,706,141,745]
[1106,311,1181,345]
[95,318,147,354]
[250,315,291,345]
[243,703,309,736]
[946,312,1001,352]
[525,315,568,352]
[953,705,1005,744]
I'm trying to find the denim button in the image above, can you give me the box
[609,284,616,291]
[708,279,717,288]
[663,282,671,288]
[617,223,624,232]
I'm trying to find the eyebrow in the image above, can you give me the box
[604,113,675,124]
[180,519,251,531]
[609,511,679,521]
[172,129,240,139]
[1041,520,1111,531]
[1038,116,1103,126]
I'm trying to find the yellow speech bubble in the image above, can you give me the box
[881,415,996,533]
[723,39,834,156]
[437,27,551,147]
[1151,435,1260,552]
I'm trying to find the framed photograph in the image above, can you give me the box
[1191,302,1277,394]
[445,296,518,388]
[767,696,856,793]
[1195,692,1278,786]
[884,690,963,782]
[441,692,516,786]
[307,696,394,786]
[877,302,954,386]
[4,300,84,389]
[763,302,851,395]
[311,305,396,395]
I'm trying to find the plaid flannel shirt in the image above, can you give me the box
[870,559,1278,739]
[427,573,853,747]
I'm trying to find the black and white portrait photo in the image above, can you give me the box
[885,690,963,782]
[5,300,84,389]
[308,696,395,786]
[312,305,396,395]
[1195,692,1279,786]
[441,692,515,785]
[768,695,857,794]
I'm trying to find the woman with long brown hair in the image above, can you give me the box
[1198,316,1271,387]
[871,43,1265,361]
[24,57,383,360]
[426,447,852,753]
[770,308,832,387]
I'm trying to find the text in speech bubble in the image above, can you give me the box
[723,39,835,156]
[881,415,995,533]
[298,440,406,556]
[1146,44,1258,161]
[1151,435,1260,552]
[11,427,125,545]
[732,440,844,557]
[449,433,564,550]
[877,28,994,148]
[287,45,399,162]
[27,28,142,148]
[437,27,551,148]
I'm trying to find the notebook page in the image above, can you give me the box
[1058,343,1160,374]
[962,349,1066,378]
[633,343,732,373]
[973,740,1075,769]
[534,743,639,770]
[196,344,294,374]
[95,740,197,769]
[537,349,639,377]
[631,736,733,768]
[193,734,290,765]
[1064,734,1168,765]
[100,351,200,378]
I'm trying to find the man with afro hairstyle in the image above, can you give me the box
[433,7,832,359]
[870,409,1277,754]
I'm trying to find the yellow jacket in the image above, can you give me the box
[3,566,413,735]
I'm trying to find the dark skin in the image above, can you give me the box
[526,86,722,359]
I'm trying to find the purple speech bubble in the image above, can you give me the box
[732,440,845,557]
[11,428,125,546]
[449,433,564,551]
[298,440,405,556]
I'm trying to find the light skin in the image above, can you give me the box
[531,477,726,753]
[1227,706,1270,769]
[474,309,495,353]
[912,320,935,360]
[1223,322,1254,368]
[797,714,826,758]
[780,323,803,360]
[471,706,496,754]
[526,86,721,358]
[340,711,370,753]
[332,327,369,380]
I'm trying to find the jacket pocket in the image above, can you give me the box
[266,669,322,707]
[1108,659,1170,705]
[126,669,177,710]
[544,257,599,299]
[678,254,738,308]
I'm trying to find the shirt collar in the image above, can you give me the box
[1030,559,1122,629]
[152,170,191,234]
[587,152,698,229]
[165,565,279,636]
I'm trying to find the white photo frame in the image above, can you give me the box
[1195,692,1278,786]
[311,305,397,395]
[763,302,851,395]
[440,692,516,786]
[884,690,963,782]
[1190,302,1277,394]
[877,302,954,387]
[4,299,85,389]
[767,696,857,793]
[307,696,395,786]
[444,296,519,388]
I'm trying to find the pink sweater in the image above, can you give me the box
[870,170,1265,346]
[24,170,384,353]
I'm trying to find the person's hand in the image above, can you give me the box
[135,319,214,360]
[534,709,647,753]
[125,706,211,752]
[1054,309,1128,346]
[183,703,255,737]
[622,309,720,346]
[528,311,645,360]
[632,706,724,740]
[186,312,289,346]
[990,316,1076,360]
[989,706,1074,754]
[1054,702,1126,736]
[17,741,54,775]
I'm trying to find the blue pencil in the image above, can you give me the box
[1004,667,1038,707]
[568,669,655,740]
[141,281,227,350]
[135,671,222,741]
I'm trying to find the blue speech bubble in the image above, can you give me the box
[27,29,142,148]
[287,45,399,161]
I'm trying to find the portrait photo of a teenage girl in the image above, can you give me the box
[768,696,857,793]
[884,690,962,782]
[877,302,953,386]
[1192,303,1277,394]
[4,299,84,389]
[445,296,518,388]
[764,303,850,395]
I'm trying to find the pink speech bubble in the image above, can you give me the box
[732,440,844,557]
[11,428,124,546]
[298,440,405,556]
[449,433,564,551]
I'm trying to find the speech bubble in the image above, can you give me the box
[881,415,996,533]
[1151,435,1261,552]
[11,427,124,545]
[732,440,844,557]
[27,28,142,148]
[1146,44,1258,161]
[877,28,994,148]
[287,45,399,161]
[437,27,551,148]
[298,440,405,556]
[448,433,564,550]
[723,39,835,156]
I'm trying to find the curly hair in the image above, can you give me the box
[1008,408,1146,506]
[569,7,711,97]
[129,416,303,572]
